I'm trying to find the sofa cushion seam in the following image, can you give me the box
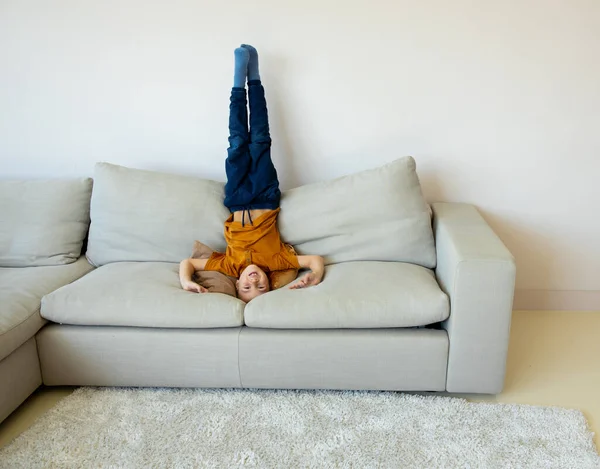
[237,327,243,388]
[0,306,45,340]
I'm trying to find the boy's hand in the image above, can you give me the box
[179,259,209,293]
[291,255,325,289]
[182,280,207,293]
[289,269,324,289]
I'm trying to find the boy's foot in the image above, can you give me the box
[241,44,260,82]
[233,47,249,88]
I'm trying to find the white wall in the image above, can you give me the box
[1,0,599,308]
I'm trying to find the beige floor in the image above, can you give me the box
[1,311,599,450]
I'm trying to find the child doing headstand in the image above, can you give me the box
[179,45,324,302]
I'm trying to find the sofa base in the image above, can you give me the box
[37,325,448,391]
[37,325,242,388]
[240,328,448,391]
[0,338,42,423]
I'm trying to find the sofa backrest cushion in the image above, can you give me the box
[86,163,229,266]
[87,157,435,269]
[0,179,92,267]
[278,156,436,268]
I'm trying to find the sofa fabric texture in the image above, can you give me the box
[433,203,516,394]
[86,157,436,270]
[0,338,42,423]
[86,163,230,266]
[244,262,449,329]
[37,325,242,388]
[0,179,92,267]
[41,262,245,329]
[238,328,448,391]
[0,257,94,361]
[278,156,436,268]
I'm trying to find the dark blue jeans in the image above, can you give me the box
[224,80,280,212]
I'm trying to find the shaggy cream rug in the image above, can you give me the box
[0,388,598,468]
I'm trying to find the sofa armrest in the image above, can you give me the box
[432,203,516,393]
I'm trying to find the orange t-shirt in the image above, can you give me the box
[205,208,300,278]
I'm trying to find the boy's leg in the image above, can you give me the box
[244,46,280,209]
[248,81,280,209]
[224,49,251,211]
[248,81,271,144]
[243,45,270,146]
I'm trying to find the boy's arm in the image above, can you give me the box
[290,255,325,289]
[179,258,209,293]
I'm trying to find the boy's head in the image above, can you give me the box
[236,264,270,302]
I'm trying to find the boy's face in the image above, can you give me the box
[237,265,270,302]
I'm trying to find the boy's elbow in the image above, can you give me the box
[297,254,324,270]
[311,255,324,269]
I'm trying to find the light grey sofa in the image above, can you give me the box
[0,180,94,422]
[0,157,515,423]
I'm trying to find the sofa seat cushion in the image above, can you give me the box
[0,257,94,361]
[244,262,449,329]
[41,262,245,328]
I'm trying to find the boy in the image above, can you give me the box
[179,45,324,303]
